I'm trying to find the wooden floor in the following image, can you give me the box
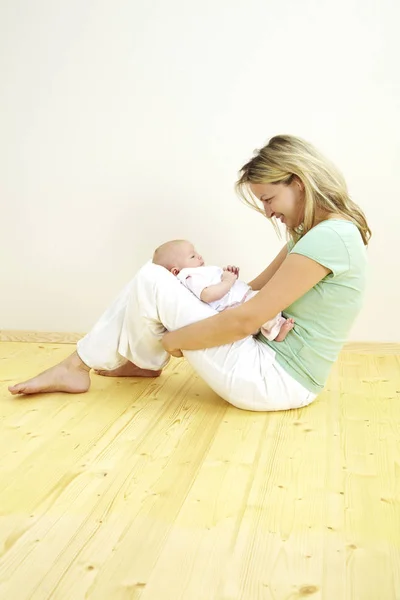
[0,342,399,600]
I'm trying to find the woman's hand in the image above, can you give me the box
[169,349,184,358]
[162,331,183,358]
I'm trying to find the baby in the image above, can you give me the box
[152,240,294,342]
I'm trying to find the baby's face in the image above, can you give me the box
[175,242,204,269]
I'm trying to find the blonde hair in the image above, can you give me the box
[236,134,371,245]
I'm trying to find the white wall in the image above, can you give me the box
[1,0,399,341]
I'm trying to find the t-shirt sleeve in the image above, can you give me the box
[290,224,350,276]
[180,271,211,299]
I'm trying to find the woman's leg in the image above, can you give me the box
[8,265,162,395]
[8,261,213,396]
[111,262,314,411]
[8,351,92,395]
[9,262,314,410]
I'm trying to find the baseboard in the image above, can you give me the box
[1,330,399,354]
[0,330,83,344]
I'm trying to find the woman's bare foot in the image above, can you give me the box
[275,318,295,342]
[95,361,162,378]
[8,352,91,396]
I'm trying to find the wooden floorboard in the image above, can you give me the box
[0,342,399,599]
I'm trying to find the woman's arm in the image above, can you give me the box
[248,245,289,290]
[162,253,330,354]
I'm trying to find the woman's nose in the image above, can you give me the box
[264,204,273,218]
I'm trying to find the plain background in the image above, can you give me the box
[1,0,399,341]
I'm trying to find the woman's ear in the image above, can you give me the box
[293,175,304,192]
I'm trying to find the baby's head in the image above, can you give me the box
[153,240,204,275]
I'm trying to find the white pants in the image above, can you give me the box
[77,261,316,412]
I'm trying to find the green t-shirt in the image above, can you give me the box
[258,220,368,394]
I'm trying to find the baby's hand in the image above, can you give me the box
[224,265,240,277]
[222,268,238,285]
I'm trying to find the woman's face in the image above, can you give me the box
[250,179,304,229]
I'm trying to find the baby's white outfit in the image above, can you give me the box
[177,266,286,341]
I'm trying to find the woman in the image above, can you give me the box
[9,135,371,411]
